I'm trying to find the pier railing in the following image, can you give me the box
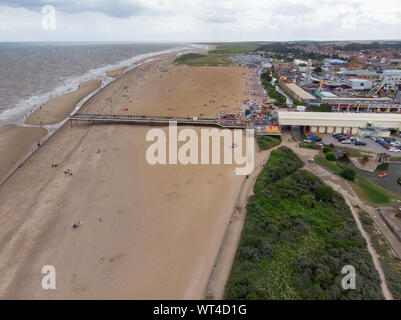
[70,113,249,129]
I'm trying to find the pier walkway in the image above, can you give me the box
[70,113,249,129]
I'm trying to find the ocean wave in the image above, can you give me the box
[0,44,197,126]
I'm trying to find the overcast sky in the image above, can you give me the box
[0,0,400,42]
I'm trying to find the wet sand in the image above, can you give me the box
[25,79,102,125]
[0,52,251,299]
[106,67,127,78]
[0,125,48,181]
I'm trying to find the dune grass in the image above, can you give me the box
[256,136,281,151]
[173,43,258,67]
[225,147,383,300]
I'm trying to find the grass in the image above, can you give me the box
[315,156,401,206]
[256,136,281,151]
[358,210,401,299]
[173,43,258,67]
[225,147,383,300]
[390,156,401,162]
[299,142,321,150]
[331,145,374,158]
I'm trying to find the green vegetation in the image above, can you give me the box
[340,167,356,181]
[173,43,258,67]
[173,52,233,66]
[323,146,332,154]
[256,42,339,62]
[308,103,333,112]
[208,43,259,55]
[256,136,281,151]
[325,152,336,161]
[299,142,321,150]
[390,156,401,162]
[398,177,401,186]
[315,156,401,205]
[225,147,383,300]
[260,73,287,107]
[361,155,369,164]
[358,210,401,299]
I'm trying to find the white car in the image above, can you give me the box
[341,139,352,144]
[388,147,401,152]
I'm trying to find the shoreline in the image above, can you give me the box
[0,47,195,185]
[0,43,254,299]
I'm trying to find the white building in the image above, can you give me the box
[345,79,373,90]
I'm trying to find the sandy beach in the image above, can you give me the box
[25,79,102,126]
[0,51,252,299]
[0,125,48,181]
[80,61,248,117]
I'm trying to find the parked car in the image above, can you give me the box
[315,143,324,147]
[350,137,357,142]
[355,141,366,146]
[385,137,396,143]
[303,140,312,144]
[388,147,401,152]
[341,139,352,144]
[371,136,378,142]
[381,142,390,148]
[333,133,342,138]
[337,136,347,142]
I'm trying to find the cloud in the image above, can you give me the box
[0,0,401,41]
[0,0,147,18]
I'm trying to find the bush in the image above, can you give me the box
[323,146,331,154]
[314,184,333,201]
[325,152,336,161]
[340,168,356,181]
[361,155,369,164]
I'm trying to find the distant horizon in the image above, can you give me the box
[1,39,401,44]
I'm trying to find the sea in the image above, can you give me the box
[0,42,201,126]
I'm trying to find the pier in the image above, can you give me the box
[69,113,249,129]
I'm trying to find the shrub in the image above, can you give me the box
[340,167,356,181]
[314,184,333,201]
[325,152,336,161]
[323,146,331,154]
[361,155,369,164]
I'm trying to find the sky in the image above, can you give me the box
[0,0,400,42]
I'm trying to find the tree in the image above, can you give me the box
[340,168,356,181]
[323,146,332,154]
[314,184,333,201]
[326,152,336,161]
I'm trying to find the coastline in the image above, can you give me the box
[0,44,254,299]
[0,46,196,185]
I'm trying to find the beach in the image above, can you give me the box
[0,50,253,299]
[0,125,48,180]
[25,79,102,125]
